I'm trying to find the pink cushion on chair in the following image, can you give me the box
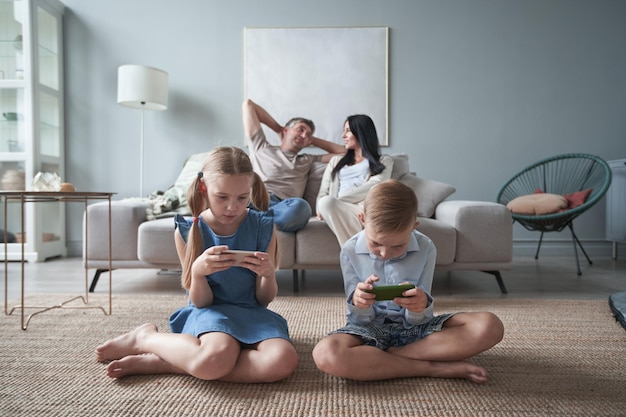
[563,189,593,209]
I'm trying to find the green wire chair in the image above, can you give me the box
[496,153,612,275]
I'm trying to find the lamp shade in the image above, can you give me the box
[117,64,168,110]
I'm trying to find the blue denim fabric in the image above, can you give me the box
[329,313,456,350]
[269,194,312,232]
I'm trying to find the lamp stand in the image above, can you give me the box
[139,106,145,197]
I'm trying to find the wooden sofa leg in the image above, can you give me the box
[89,269,109,293]
[292,269,300,293]
[482,270,508,294]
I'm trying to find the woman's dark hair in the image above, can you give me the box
[331,114,384,179]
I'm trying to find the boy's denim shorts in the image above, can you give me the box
[329,313,456,350]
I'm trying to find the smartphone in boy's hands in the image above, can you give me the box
[364,284,415,301]
[222,250,258,265]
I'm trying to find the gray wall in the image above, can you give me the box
[61,0,626,256]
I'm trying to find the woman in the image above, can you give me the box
[316,114,394,245]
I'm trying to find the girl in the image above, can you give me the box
[316,114,394,245]
[95,146,298,382]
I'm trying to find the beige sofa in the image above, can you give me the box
[84,154,513,293]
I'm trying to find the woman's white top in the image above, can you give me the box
[338,159,370,197]
[316,154,395,206]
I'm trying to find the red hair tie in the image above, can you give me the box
[192,217,199,224]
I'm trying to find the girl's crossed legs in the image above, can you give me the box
[96,323,298,383]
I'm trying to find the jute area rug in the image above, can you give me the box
[1,294,624,417]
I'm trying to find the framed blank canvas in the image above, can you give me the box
[244,27,389,146]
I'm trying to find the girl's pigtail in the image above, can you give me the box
[181,172,208,290]
[250,172,279,267]
[250,172,269,211]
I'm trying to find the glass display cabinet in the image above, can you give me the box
[0,0,65,261]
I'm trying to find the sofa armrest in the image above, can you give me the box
[83,200,150,262]
[435,200,512,263]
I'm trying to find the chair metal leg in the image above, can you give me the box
[88,269,109,293]
[569,223,593,265]
[568,223,591,276]
[534,232,545,260]
[482,270,508,294]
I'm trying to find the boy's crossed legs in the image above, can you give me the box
[313,311,504,383]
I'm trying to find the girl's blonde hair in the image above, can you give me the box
[363,179,418,234]
[180,146,270,289]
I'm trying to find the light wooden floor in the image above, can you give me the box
[2,254,625,302]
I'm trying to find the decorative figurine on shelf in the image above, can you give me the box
[32,172,62,191]
[1,170,25,190]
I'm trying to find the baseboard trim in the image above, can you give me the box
[513,239,615,258]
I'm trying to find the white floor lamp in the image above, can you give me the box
[117,64,168,197]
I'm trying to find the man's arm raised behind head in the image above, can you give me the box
[242,98,283,139]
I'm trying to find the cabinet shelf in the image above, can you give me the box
[0,0,65,262]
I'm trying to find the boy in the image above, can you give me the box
[312,179,504,383]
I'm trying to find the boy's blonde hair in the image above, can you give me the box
[181,146,270,289]
[363,179,418,234]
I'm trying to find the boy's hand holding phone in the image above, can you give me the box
[354,276,419,308]
[393,286,429,312]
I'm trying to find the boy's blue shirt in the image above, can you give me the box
[340,229,437,327]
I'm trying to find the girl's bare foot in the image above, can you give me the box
[95,323,158,362]
[106,353,183,379]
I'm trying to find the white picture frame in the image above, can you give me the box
[244,26,389,147]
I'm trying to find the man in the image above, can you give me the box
[242,98,344,232]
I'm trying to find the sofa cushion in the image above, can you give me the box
[399,174,456,218]
[138,217,180,265]
[415,217,456,265]
[85,201,148,261]
[294,218,342,267]
[276,230,296,269]
[436,201,513,264]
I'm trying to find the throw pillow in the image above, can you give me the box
[506,193,568,215]
[390,153,409,179]
[531,188,593,211]
[399,173,456,218]
[303,161,327,213]
[145,152,209,219]
[563,188,592,209]
[174,152,209,191]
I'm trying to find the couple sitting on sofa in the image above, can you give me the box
[242,98,392,246]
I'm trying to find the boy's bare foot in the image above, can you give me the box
[106,353,180,379]
[95,323,158,362]
[431,360,488,384]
